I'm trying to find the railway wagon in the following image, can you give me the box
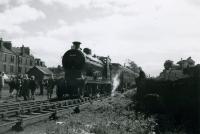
[57,41,112,98]
[111,63,138,92]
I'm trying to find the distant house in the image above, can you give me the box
[27,66,53,81]
[35,58,46,67]
[177,57,195,69]
[158,57,196,81]
[0,40,16,75]
[12,45,35,74]
[0,38,46,75]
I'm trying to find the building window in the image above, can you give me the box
[10,65,14,73]
[19,57,22,64]
[3,64,6,73]
[4,54,7,62]
[11,55,15,63]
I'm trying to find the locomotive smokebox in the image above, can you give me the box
[73,41,81,50]
[62,42,85,70]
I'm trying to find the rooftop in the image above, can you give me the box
[34,66,53,75]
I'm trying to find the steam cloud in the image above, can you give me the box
[111,72,121,97]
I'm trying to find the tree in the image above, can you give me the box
[164,60,173,70]
[126,59,140,73]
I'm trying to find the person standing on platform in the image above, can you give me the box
[15,77,21,100]
[21,75,30,101]
[8,77,15,97]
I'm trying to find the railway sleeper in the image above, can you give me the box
[37,111,49,114]
[43,109,57,112]
[35,107,50,114]
[28,112,42,116]
[60,105,70,109]
[0,107,20,112]
[1,110,20,118]
[18,115,31,118]
[3,117,17,122]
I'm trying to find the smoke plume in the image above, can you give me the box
[111,72,121,97]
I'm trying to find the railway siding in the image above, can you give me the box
[0,96,104,134]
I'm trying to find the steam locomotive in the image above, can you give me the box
[56,41,137,99]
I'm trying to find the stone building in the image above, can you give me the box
[0,40,17,74]
[35,58,46,67]
[0,38,46,75]
[12,45,35,74]
[28,66,53,81]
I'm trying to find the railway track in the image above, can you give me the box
[0,96,105,134]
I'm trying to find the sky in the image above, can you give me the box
[0,0,200,76]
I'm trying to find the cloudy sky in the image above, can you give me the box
[0,0,200,76]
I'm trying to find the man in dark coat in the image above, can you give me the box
[39,79,45,95]
[21,75,30,101]
[15,77,21,100]
[47,76,55,99]
[8,77,15,97]
[29,76,37,100]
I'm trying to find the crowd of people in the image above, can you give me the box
[0,71,55,101]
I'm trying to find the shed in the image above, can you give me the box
[27,66,53,81]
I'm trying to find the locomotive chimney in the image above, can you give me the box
[72,41,81,50]
[83,48,92,55]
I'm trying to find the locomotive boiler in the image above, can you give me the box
[57,41,112,98]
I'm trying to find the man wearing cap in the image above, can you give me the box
[0,72,5,99]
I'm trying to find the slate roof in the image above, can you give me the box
[33,66,53,75]
[11,47,21,55]
[0,43,14,54]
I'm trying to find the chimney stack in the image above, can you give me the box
[25,47,30,55]
[3,41,12,50]
[21,45,25,55]
[72,41,81,50]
